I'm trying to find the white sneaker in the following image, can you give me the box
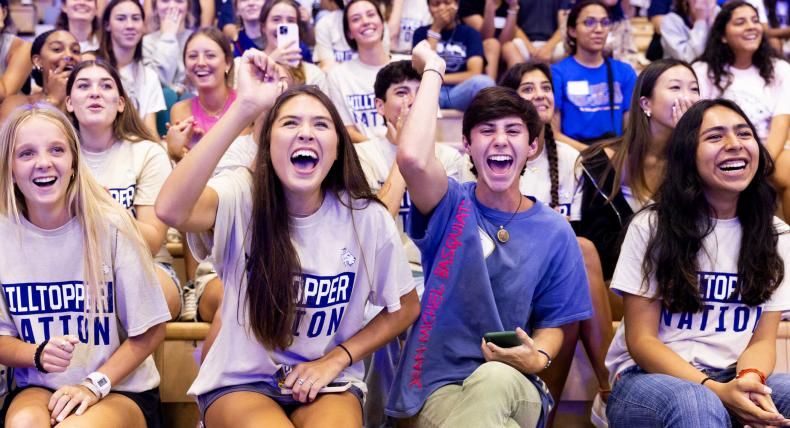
[591,393,609,428]
[180,281,198,321]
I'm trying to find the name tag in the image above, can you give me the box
[567,80,590,96]
[494,16,506,29]
[478,227,495,259]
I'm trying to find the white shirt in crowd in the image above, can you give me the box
[605,210,790,385]
[520,140,582,221]
[391,0,432,54]
[119,62,167,118]
[327,58,389,140]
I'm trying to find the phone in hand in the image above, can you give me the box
[279,381,352,395]
[483,331,521,348]
[277,23,300,66]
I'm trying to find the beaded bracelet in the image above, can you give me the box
[737,368,767,384]
[34,340,49,373]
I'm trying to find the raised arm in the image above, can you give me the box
[396,41,449,215]
[156,50,285,231]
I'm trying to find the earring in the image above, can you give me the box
[643,110,651,118]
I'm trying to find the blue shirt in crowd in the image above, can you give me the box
[551,56,637,142]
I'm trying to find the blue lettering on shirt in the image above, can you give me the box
[346,93,382,130]
[3,281,115,345]
[658,272,763,333]
[334,49,354,63]
[568,81,624,112]
[436,41,468,73]
[291,272,356,338]
[556,203,571,217]
[108,185,136,210]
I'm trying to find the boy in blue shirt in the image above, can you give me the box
[387,41,591,427]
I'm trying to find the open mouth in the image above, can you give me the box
[193,69,212,78]
[290,149,319,172]
[487,154,513,174]
[718,159,747,174]
[33,177,57,187]
[360,26,378,36]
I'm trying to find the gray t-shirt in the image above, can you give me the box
[0,215,171,392]
[186,168,415,397]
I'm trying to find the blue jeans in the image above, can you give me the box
[607,365,790,427]
[439,75,495,111]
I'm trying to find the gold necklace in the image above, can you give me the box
[197,96,226,118]
[496,196,523,244]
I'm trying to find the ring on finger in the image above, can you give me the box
[297,378,305,385]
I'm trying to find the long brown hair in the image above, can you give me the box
[245,86,379,350]
[582,59,698,203]
[99,0,145,67]
[65,60,159,142]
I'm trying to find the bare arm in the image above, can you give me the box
[0,39,32,104]
[134,206,169,254]
[388,0,405,46]
[345,125,369,143]
[199,0,215,27]
[377,162,408,217]
[98,323,166,386]
[482,326,563,374]
[396,41,449,215]
[766,114,789,160]
[143,113,161,142]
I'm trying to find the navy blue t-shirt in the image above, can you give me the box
[412,24,484,74]
[551,56,636,142]
[647,0,671,17]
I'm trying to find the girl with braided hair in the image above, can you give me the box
[501,62,613,426]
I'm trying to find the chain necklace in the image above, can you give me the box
[496,196,523,244]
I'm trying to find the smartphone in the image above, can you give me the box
[483,331,521,348]
[277,23,300,66]
[280,381,352,395]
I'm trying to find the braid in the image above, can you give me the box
[544,124,560,208]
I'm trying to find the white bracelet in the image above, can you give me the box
[427,30,442,41]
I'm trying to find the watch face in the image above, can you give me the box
[97,378,108,387]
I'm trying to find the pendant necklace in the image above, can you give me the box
[496,196,523,244]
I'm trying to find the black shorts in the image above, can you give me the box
[0,385,162,428]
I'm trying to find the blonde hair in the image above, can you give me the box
[0,104,152,319]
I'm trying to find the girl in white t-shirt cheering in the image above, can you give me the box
[156,50,420,427]
[65,60,182,321]
[605,98,790,427]
[692,1,790,220]
[0,104,170,427]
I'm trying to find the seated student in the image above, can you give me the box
[500,62,613,427]
[65,60,182,321]
[551,0,637,151]
[499,0,567,67]
[386,41,591,428]
[314,0,355,70]
[0,30,80,120]
[155,50,420,428]
[142,0,196,96]
[0,104,170,428]
[455,0,507,79]
[578,58,699,281]
[660,0,717,62]
[384,0,433,55]
[230,0,314,59]
[327,0,391,143]
[692,0,790,221]
[0,0,31,105]
[56,0,101,53]
[412,0,495,111]
[99,0,165,139]
[605,98,790,427]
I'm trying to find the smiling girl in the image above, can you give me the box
[99,0,166,139]
[155,50,420,427]
[0,104,169,427]
[65,60,182,321]
[692,0,790,221]
[604,99,790,427]
[56,0,101,52]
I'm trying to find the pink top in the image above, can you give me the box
[190,90,237,144]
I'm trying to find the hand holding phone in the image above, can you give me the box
[276,23,301,66]
[483,331,521,348]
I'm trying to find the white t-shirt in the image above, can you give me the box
[354,137,465,266]
[693,60,790,143]
[520,140,582,221]
[0,215,171,392]
[327,59,389,140]
[391,0,432,54]
[81,140,173,264]
[314,11,356,64]
[119,62,167,118]
[303,61,329,93]
[186,168,415,396]
[215,133,258,174]
[605,211,790,384]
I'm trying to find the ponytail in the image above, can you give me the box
[544,124,560,208]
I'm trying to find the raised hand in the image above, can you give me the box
[411,40,446,75]
[40,335,79,374]
[269,40,303,67]
[671,96,695,126]
[165,117,195,160]
[160,6,184,36]
[235,49,287,114]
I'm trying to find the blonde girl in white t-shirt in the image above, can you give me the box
[605,98,790,427]
[64,60,182,321]
[156,50,419,427]
[0,104,169,427]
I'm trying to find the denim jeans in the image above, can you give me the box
[607,365,790,427]
[439,75,496,111]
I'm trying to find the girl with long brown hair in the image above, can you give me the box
[156,50,420,427]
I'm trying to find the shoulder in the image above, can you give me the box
[691,61,710,77]
[610,59,637,77]
[555,140,581,160]
[170,98,192,119]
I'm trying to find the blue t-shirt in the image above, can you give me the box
[551,56,636,142]
[386,179,592,420]
[412,24,484,74]
[232,30,313,63]
[647,0,671,17]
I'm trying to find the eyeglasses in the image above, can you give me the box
[581,17,612,29]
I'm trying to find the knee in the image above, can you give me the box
[665,382,726,417]
[467,75,496,91]
[5,406,50,428]
[483,38,501,54]
[467,362,538,399]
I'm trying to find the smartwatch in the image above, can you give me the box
[84,372,112,399]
